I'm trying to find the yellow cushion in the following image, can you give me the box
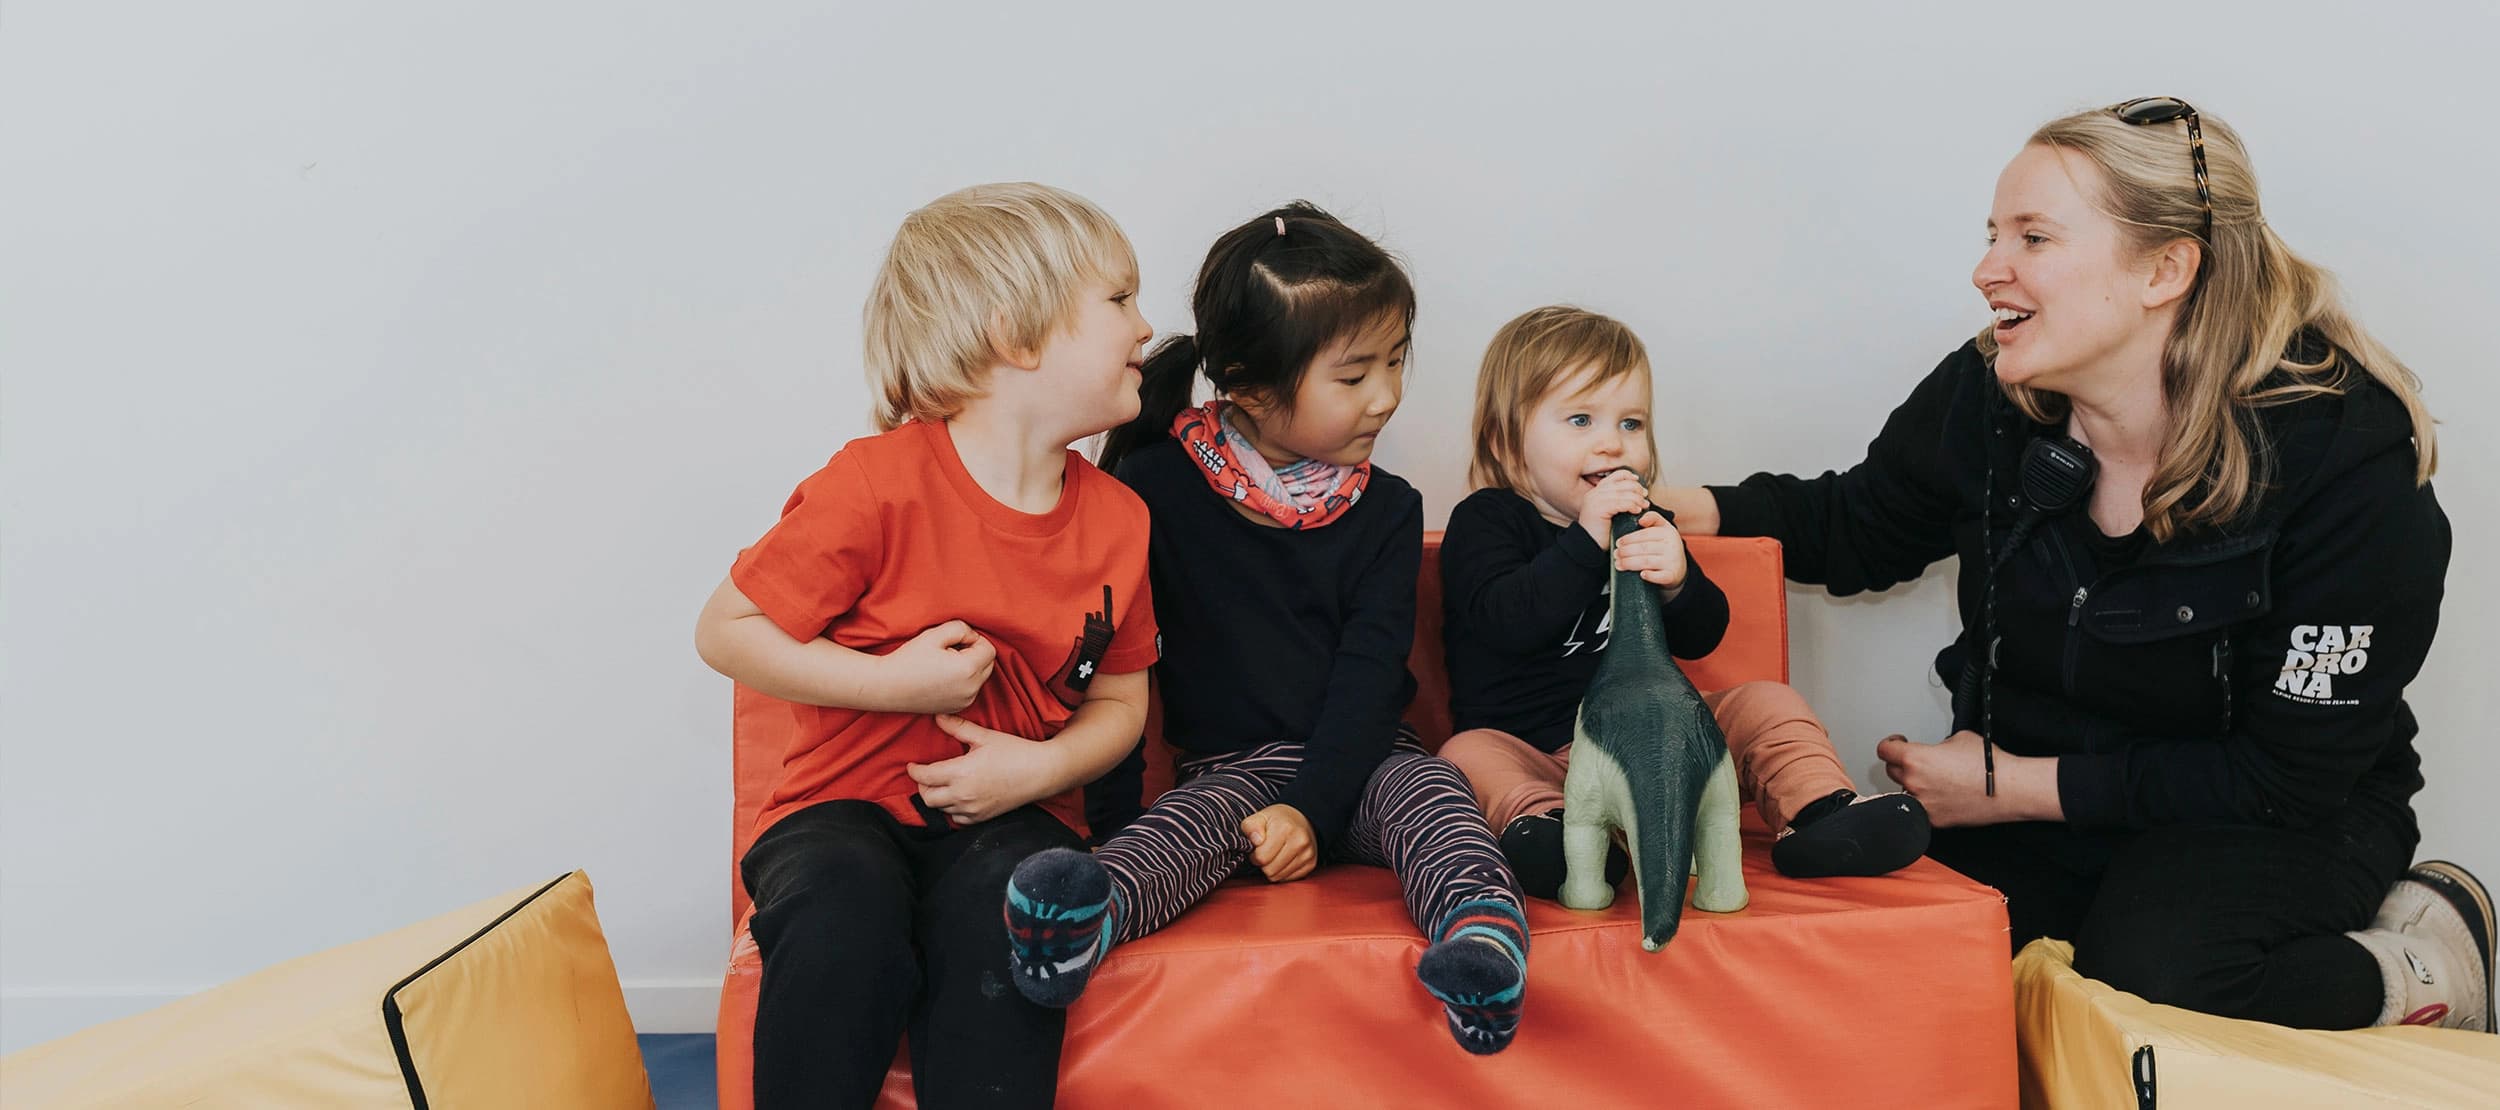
[2016,937,2500,1108]
[1,871,651,1109]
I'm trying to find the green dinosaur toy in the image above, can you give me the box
[1557,512,1748,950]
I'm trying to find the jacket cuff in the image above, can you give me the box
[2055,751,2129,832]
[1707,482,1778,539]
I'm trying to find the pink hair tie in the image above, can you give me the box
[1274,216,1287,236]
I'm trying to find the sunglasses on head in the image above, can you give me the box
[2109,96,2214,241]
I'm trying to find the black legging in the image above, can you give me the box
[1928,798,2415,1029]
[742,799,1083,1110]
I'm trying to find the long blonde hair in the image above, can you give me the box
[1977,106,2436,541]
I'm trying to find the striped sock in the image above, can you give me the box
[1003,848,1120,1008]
[1417,898,1529,1055]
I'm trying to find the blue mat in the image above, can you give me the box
[638,1033,718,1110]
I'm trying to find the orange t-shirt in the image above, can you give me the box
[731,419,1157,839]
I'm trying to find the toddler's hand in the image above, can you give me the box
[1613,510,1689,593]
[1577,469,1652,551]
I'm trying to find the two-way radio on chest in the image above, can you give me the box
[1966,383,2099,796]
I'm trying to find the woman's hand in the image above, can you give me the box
[1876,730,2062,827]
[1646,485,1721,535]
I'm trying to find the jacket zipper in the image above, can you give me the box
[2215,632,2234,733]
[2047,529,2088,698]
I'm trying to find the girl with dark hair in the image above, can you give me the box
[1003,202,1534,1055]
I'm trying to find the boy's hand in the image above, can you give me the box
[1240,804,1318,882]
[883,621,996,714]
[1578,469,1651,550]
[907,715,1064,826]
[1613,510,1689,594]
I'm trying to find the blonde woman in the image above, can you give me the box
[1656,99,2484,1032]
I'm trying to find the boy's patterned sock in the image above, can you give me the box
[1417,898,1529,1055]
[1003,847,1120,1008]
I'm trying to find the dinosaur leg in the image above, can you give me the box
[1550,730,1630,910]
[1559,813,1619,911]
[1558,736,1624,911]
[1689,752,1750,914]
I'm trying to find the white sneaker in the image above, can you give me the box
[2348,860,2494,1031]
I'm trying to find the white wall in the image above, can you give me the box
[4,0,2493,1049]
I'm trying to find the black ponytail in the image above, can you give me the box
[1092,201,1414,478]
[1099,333,1201,476]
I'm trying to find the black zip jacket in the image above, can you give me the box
[1710,340,2448,835]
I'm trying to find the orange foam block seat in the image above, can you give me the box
[715,534,2017,1108]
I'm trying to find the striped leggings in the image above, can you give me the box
[1095,737,1524,945]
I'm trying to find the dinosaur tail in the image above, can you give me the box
[1627,718,1733,952]
[1626,757,1695,952]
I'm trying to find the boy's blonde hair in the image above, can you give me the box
[1468,306,1657,493]
[864,182,1137,430]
